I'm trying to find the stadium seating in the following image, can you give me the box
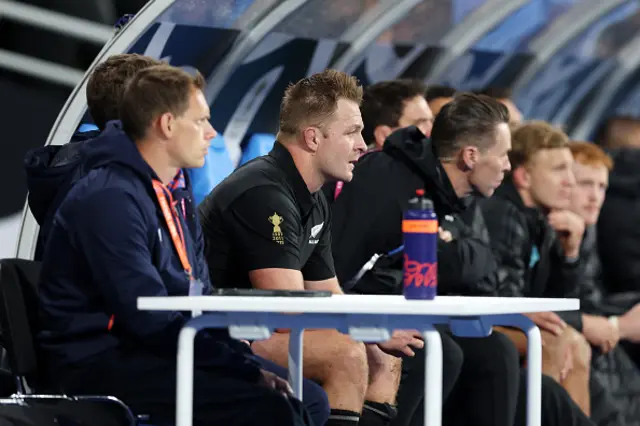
[239,133,276,166]
[188,134,234,205]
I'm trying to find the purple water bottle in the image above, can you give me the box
[403,189,438,300]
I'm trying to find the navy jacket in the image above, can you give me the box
[34,123,260,383]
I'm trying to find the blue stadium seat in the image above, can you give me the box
[77,123,100,133]
[188,134,234,205]
[239,133,276,165]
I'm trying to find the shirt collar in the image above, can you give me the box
[167,169,186,194]
[269,141,316,217]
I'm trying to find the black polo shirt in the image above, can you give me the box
[198,141,335,289]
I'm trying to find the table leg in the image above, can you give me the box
[526,324,542,426]
[288,329,304,399]
[423,327,443,426]
[491,314,541,426]
[177,323,199,426]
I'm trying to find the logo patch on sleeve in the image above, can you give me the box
[268,213,284,244]
[309,222,324,244]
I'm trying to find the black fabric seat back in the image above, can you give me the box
[0,259,42,387]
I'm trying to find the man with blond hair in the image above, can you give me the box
[481,121,592,415]
[199,70,422,426]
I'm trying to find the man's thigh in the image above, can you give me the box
[451,330,520,376]
[250,329,366,383]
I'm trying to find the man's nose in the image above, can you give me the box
[206,121,217,140]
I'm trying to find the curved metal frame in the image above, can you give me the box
[203,0,310,104]
[550,59,616,127]
[512,0,629,93]
[571,32,640,141]
[330,0,422,74]
[422,0,528,84]
[15,0,176,260]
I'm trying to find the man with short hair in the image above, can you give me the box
[568,142,622,350]
[199,70,421,426]
[424,85,456,116]
[25,53,163,260]
[36,64,321,426]
[361,79,434,151]
[86,53,164,131]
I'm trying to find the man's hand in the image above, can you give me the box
[259,369,293,398]
[438,227,453,242]
[619,303,640,342]
[547,210,585,259]
[526,312,567,336]
[582,314,619,353]
[377,330,425,357]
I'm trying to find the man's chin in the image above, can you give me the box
[335,171,353,182]
[469,184,493,198]
[189,159,206,169]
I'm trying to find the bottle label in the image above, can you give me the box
[404,254,437,288]
[402,219,438,233]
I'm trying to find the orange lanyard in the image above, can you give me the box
[152,180,193,279]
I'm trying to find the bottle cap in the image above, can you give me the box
[416,189,425,197]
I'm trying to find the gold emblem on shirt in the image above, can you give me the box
[268,213,284,245]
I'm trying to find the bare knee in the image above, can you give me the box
[325,338,368,385]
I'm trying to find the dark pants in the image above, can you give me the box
[257,356,330,426]
[515,371,596,426]
[589,372,625,426]
[54,349,329,426]
[394,331,520,426]
[393,332,596,426]
[392,330,463,426]
[444,331,521,426]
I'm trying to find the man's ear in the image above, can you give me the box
[460,146,477,171]
[373,125,393,149]
[512,166,530,190]
[158,112,174,139]
[302,127,319,153]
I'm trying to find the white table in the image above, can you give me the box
[137,294,579,426]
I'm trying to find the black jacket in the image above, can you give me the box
[598,148,640,294]
[331,126,498,295]
[480,179,583,330]
[580,227,640,316]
